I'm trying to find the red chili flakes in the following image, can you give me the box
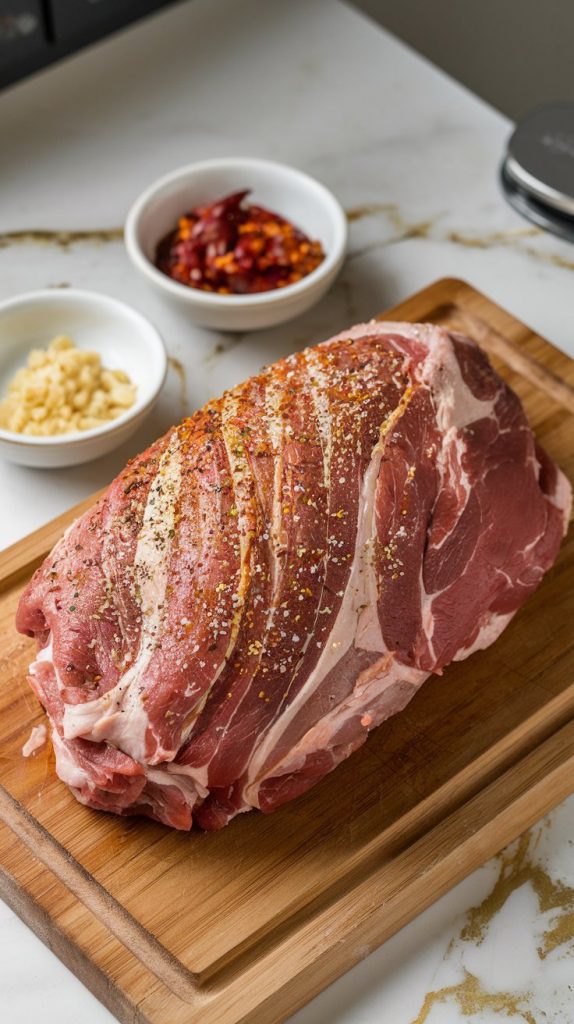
[155,190,325,295]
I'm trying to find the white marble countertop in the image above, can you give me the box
[0,1,573,1021]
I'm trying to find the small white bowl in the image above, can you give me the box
[0,289,167,468]
[124,157,348,331]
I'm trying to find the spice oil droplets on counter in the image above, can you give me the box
[155,190,325,295]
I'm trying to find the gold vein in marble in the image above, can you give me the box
[447,229,574,272]
[0,228,123,250]
[167,356,189,416]
[446,226,542,247]
[346,202,574,273]
[346,202,403,223]
[542,910,574,958]
[461,831,574,957]
[411,970,537,1024]
[346,202,437,244]
[523,246,574,273]
[411,823,574,1022]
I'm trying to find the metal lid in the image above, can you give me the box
[500,158,574,242]
[501,102,574,240]
[504,103,574,214]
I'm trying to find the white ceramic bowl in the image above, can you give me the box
[0,290,167,468]
[124,157,348,331]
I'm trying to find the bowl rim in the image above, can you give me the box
[0,288,167,447]
[124,156,348,308]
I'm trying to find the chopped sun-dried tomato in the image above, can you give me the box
[155,190,325,295]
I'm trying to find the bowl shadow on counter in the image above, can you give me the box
[277,255,403,352]
[199,255,401,377]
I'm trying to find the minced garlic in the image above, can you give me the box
[0,335,136,436]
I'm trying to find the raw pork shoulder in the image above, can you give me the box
[16,323,572,830]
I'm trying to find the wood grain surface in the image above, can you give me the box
[0,278,573,1024]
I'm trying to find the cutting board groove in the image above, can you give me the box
[0,278,573,1024]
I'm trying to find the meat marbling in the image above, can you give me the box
[16,322,572,830]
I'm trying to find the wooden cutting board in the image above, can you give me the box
[1,278,573,1024]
